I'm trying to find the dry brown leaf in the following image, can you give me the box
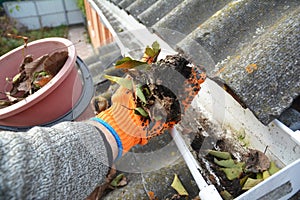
[245,149,270,173]
[24,54,49,78]
[44,51,68,76]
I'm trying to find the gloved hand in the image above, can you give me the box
[91,57,206,161]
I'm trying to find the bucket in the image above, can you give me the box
[0,38,94,131]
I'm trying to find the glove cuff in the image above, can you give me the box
[93,103,148,157]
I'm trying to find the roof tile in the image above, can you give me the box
[119,0,136,9]
[126,0,159,18]
[152,0,231,46]
[137,0,183,27]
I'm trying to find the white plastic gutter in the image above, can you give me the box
[171,128,223,200]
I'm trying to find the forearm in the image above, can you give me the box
[0,122,112,199]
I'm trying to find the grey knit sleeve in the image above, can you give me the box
[0,121,112,200]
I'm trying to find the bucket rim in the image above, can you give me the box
[0,57,94,131]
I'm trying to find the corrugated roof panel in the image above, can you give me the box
[110,0,123,5]
[212,7,300,124]
[137,0,183,27]
[126,0,159,18]
[177,0,300,64]
[152,0,231,46]
[118,0,136,9]
[91,0,300,126]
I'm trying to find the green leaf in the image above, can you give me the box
[256,173,263,179]
[136,84,147,104]
[110,173,124,187]
[268,161,280,175]
[104,75,132,90]
[12,73,21,83]
[221,167,243,180]
[0,100,12,108]
[240,175,248,186]
[262,170,270,180]
[171,174,189,196]
[115,59,147,69]
[142,41,161,63]
[115,57,132,66]
[214,158,235,168]
[152,41,160,53]
[208,150,231,160]
[134,107,149,117]
[242,178,263,190]
[145,47,156,57]
[220,190,233,200]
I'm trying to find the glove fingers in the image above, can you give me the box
[111,87,133,104]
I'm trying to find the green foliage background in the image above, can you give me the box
[0,14,68,56]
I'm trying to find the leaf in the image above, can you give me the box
[171,174,189,196]
[208,150,231,160]
[104,75,133,90]
[134,107,149,117]
[33,73,53,88]
[242,178,263,190]
[148,191,158,200]
[152,41,160,54]
[220,190,233,200]
[142,41,161,64]
[110,173,127,187]
[221,167,243,180]
[240,175,248,186]
[214,158,235,168]
[12,73,22,83]
[256,173,263,179]
[44,51,68,76]
[268,161,280,175]
[136,84,147,104]
[17,81,31,92]
[5,92,22,102]
[0,100,13,109]
[245,149,270,173]
[115,59,147,69]
[115,57,132,66]
[262,170,270,180]
[145,47,156,57]
[24,54,49,77]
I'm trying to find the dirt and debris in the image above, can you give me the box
[182,111,281,199]
[103,42,205,128]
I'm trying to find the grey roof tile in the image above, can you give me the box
[152,0,230,45]
[91,0,300,126]
[126,0,159,18]
[137,0,183,27]
[110,0,123,5]
[118,0,136,9]
[279,108,300,131]
[211,7,300,124]
[177,0,300,64]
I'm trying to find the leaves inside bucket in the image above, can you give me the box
[0,51,68,109]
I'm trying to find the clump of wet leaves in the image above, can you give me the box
[207,149,281,200]
[104,41,189,124]
[0,50,68,108]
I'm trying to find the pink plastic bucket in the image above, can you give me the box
[0,37,82,127]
